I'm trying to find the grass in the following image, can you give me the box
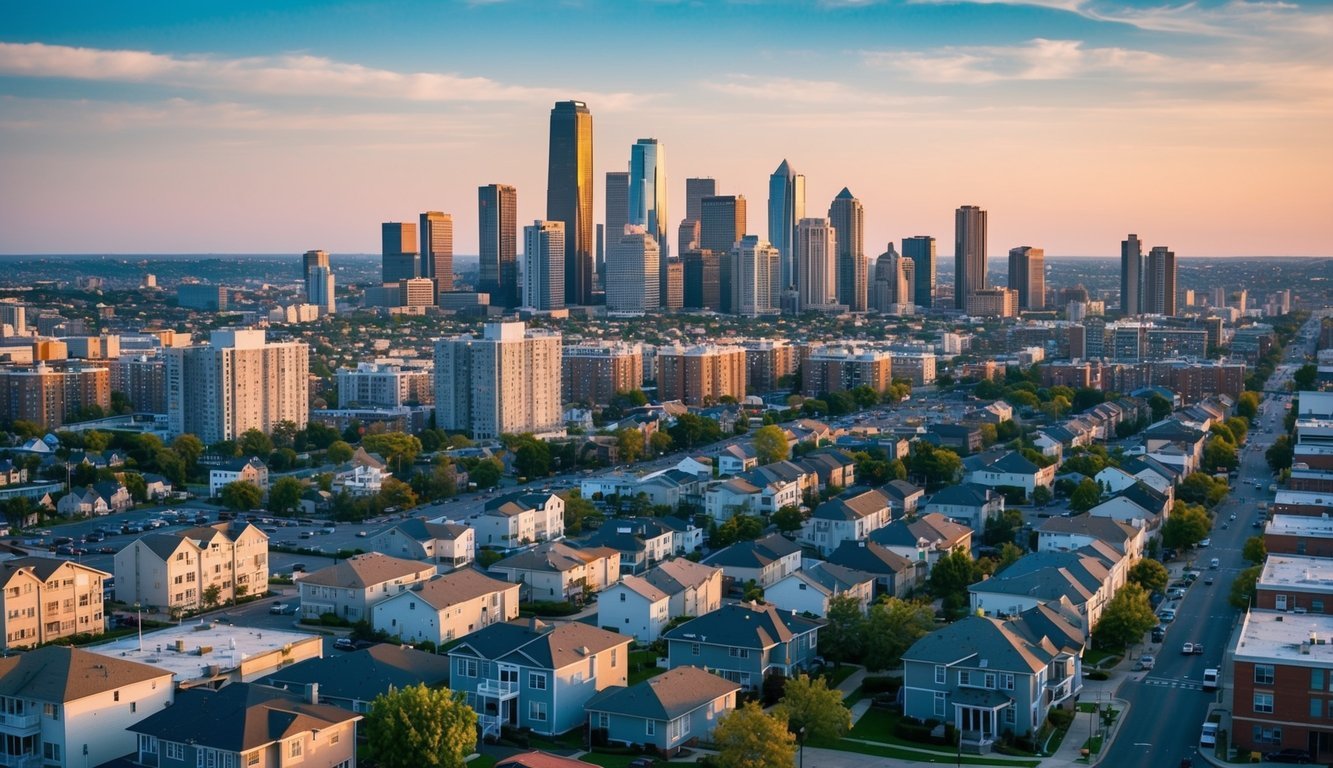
[817,738,1040,767]
[1080,734,1104,756]
[627,650,665,686]
[1081,648,1122,668]
[821,664,857,689]
[466,756,498,768]
[574,754,694,768]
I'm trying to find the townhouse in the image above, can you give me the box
[489,541,621,602]
[798,488,892,556]
[0,557,108,649]
[113,523,268,612]
[475,492,566,548]
[962,450,1056,498]
[297,552,435,622]
[364,517,474,571]
[765,561,877,616]
[702,533,801,590]
[663,602,822,690]
[922,483,1005,532]
[585,666,740,757]
[968,546,1119,627]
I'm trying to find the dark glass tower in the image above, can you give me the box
[903,236,936,310]
[953,205,987,310]
[546,100,594,306]
[478,184,518,307]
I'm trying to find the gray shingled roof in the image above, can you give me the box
[0,646,169,703]
[702,533,801,569]
[264,644,450,702]
[662,602,821,649]
[299,552,430,589]
[584,666,739,720]
[450,619,629,670]
[129,683,358,752]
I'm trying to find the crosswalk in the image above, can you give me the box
[1141,677,1203,691]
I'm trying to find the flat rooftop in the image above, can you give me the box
[1235,610,1333,666]
[86,620,322,685]
[1275,490,1333,507]
[1259,555,1333,594]
[1266,514,1333,538]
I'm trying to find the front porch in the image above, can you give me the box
[953,688,1014,754]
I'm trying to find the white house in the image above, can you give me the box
[208,456,269,498]
[366,517,474,571]
[798,488,891,556]
[1094,467,1140,495]
[598,575,672,643]
[641,558,725,619]
[963,450,1056,497]
[765,561,876,617]
[372,569,520,646]
[702,533,802,589]
[703,478,761,522]
[474,492,565,548]
[489,541,621,602]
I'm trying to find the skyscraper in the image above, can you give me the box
[435,321,563,440]
[307,265,335,315]
[166,329,308,444]
[1120,234,1143,316]
[381,222,418,283]
[1007,246,1045,310]
[768,160,805,294]
[683,250,720,311]
[678,177,716,257]
[732,235,780,317]
[301,249,328,282]
[523,220,566,311]
[954,206,987,310]
[605,227,660,313]
[828,188,866,311]
[546,100,594,306]
[479,184,518,308]
[700,195,747,314]
[628,139,668,260]
[871,246,910,314]
[903,236,936,310]
[795,218,837,312]
[419,211,453,295]
[605,171,629,279]
[1144,245,1177,316]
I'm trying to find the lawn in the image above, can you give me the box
[466,756,498,768]
[819,738,1040,767]
[627,650,664,686]
[1081,648,1122,668]
[575,754,694,768]
[822,664,857,690]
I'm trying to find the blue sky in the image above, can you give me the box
[1,0,1330,256]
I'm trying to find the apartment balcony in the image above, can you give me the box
[0,751,42,768]
[0,711,39,733]
[476,679,519,699]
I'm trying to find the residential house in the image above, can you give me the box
[868,513,973,577]
[663,602,822,690]
[654,516,705,556]
[584,666,740,757]
[140,473,174,500]
[1093,467,1140,495]
[925,424,983,454]
[597,576,671,643]
[497,753,599,768]
[922,483,1005,532]
[636,469,704,510]
[717,443,759,475]
[489,541,621,602]
[963,450,1056,498]
[0,556,108,649]
[1037,514,1145,563]
[640,559,725,620]
[475,492,565,548]
[208,456,269,498]
[703,477,761,522]
[263,644,451,714]
[127,683,360,768]
[795,449,857,491]
[297,552,434,622]
[825,539,919,599]
[448,619,631,737]
[365,517,474,571]
[740,460,816,517]
[113,523,269,612]
[0,646,174,768]
[1031,432,1063,463]
[331,448,391,496]
[798,488,892,556]
[372,569,520,646]
[765,561,877,617]
[882,479,925,516]
[968,546,1120,626]
[55,486,110,517]
[581,518,676,574]
[702,533,801,590]
[0,459,28,487]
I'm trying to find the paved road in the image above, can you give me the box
[1104,311,1321,767]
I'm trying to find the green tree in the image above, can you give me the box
[83,430,111,452]
[908,442,962,491]
[220,481,262,511]
[929,550,979,616]
[202,584,222,610]
[864,598,936,671]
[1149,393,1173,422]
[513,438,551,479]
[1068,477,1102,512]
[978,423,999,447]
[364,432,423,472]
[326,440,354,463]
[271,420,299,449]
[998,542,1024,569]
[379,477,419,510]
[123,473,148,503]
[267,476,303,514]
[819,593,866,664]
[239,428,274,457]
[171,433,204,473]
[560,490,598,535]
[1092,583,1157,649]
[753,425,789,465]
[1127,558,1169,595]
[1178,472,1229,508]
[1243,535,1267,565]
[1032,485,1052,507]
[713,702,796,768]
[1061,451,1110,478]
[1225,417,1250,444]
[775,674,851,743]
[1161,502,1212,549]
[1267,435,1294,472]
[1204,440,1238,473]
[1236,391,1261,420]
[615,428,644,464]
[469,458,502,489]
[1230,565,1262,609]
[772,504,804,534]
[649,430,673,456]
[154,448,187,488]
[1295,363,1318,390]
[366,683,478,768]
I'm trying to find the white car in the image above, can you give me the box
[1137,654,1156,671]
[1200,538,1212,548]
[1200,721,1218,748]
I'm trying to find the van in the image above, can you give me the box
[1210,557,1220,569]
[1203,668,1219,690]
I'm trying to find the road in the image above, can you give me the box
[1104,311,1322,767]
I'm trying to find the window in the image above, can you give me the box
[529,672,548,690]
[691,643,700,656]
[1005,707,1016,725]
[329,733,339,745]
[1253,725,1282,744]
[244,751,260,767]
[166,742,185,760]
[959,670,972,686]
[114,691,120,702]
[611,648,617,668]
[138,735,158,755]
[620,593,626,601]
[43,743,60,761]
[1315,669,1325,691]
[933,691,945,717]
[1313,699,1323,719]
[1254,693,1274,714]
[460,659,478,678]
[43,703,58,720]
[935,665,946,685]
[598,713,610,729]
[529,701,548,722]
[984,673,996,689]
[1315,600,1326,614]
[728,647,749,659]
[646,720,656,736]
[1254,665,1275,685]
[1001,674,1016,691]
[289,739,304,758]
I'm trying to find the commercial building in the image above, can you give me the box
[1230,610,1333,761]
[109,354,166,414]
[562,342,644,406]
[176,283,228,311]
[1007,246,1044,310]
[829,187,866,311]
[682,250,721,311]
[1120,234,1142,315]
[434,321,563,440]
[903,236,936,310]
[399,277,436,308]
[479,183,519,308]
[795,217,838,312]
[954,205,987,309]
[768,159,805,294]
[802,346,892,397]
[381,221,419,283]
[629,138,669,282]
[420,210,453,294]
[965,287,1018,318]
[605,170,630,280]
[523,220,566,311]
[656,344,747,406]
[700,195,746,313]
[605,228,660,313]
[731,236,780,317]
[871,246,911,314]
[547,100,594,306]
[742,339,798,394]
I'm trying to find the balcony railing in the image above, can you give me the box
[476,679,519,698]
[0,711,39,731]
[0,751,42,768]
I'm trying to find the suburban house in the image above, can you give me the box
[882,479,925,516]
[126,683,360,768]
[663,602,822,690]
[263,643,451,713]
[581,518,676,574]
[635,469,705,510]
[922,483,1005,532]
[489,541,621,602]
[765,561,877,616]
[1118,455,1181,494]
[826,539,920,599]
[702,533,802,590]
[962,450,1056,498]
[113,523,269,612]
[497,752,599,768]
[297,552,434,622]
[597,575,671,643]
[475,492,566,548]
[795,449,858,491]
[55,486,110,517]
[208,456,269,498]
[641,559,725,620]
[372,568,520,646]
[1031,432,1064,463]
[926,424,983,454]
[798,488,892,556]
[364,517,475,571]
[703,477,762,522]
[968,546,1119,626]
[0,556,109,649]
[448,619,632,737]
[584,666,740,757]
[1037,514,1146,563]
[868,513,973,576]
[0,646,174,768]
[331,446,391,496]
[900,602,1085,752]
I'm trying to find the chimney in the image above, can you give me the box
[307,682,319,705]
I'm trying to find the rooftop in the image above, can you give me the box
[1234,610,1333,666]
[1266,514,1333,538]
[85,621,323,685]
[1258,555,1333,594]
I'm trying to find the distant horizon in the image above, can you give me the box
[0,252,1328,261]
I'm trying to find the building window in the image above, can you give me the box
[1254,665,1275,685]
[598,713,610,729]
[530,701,548,722]
[646,720,656,736]
[959,670,972,687]
[1312,699,1323,719]
[984,673,996,689]
[138,735,158,755]
[43,743,60,761]
[935,665,946,685]
[933,692,945,717]
[691,643,700,656]
[1254,693,1274,714]
[529,672,548,690]
[1001,674,1016,690]
[289,739,304,758]
[43,703,58,720]
[460,659,478,678]
[1314,599,1325,614]
[1315,669,1325,691]
[1253,725,1282,744]
[166,742,185,760]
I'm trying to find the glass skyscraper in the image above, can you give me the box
[546,100,594,306]
[478,183,518,308]
[768,160,805,295]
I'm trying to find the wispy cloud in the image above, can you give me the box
[702,74,942,107]
[902,0,1316,37]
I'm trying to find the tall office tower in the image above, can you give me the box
[901,257,916,306]
[595,223,605,287]
[307,265,335,315]
[605,227,660,313]
[628,139,668,260]
[732,236,780,317]
[828,188,866,311]
[0,303,27,334]
[677,219,701,259]
[1007,246,1045,310]
[1211,286,1226,308]
[663,259,683,310]
[522,221,566,311]
[700,195,746,314]
[903,236,936,310]
[434,321,563,440]
[1120,234,1143,316]
[768,160,805,293]
[683,250,720,311]
[546,100,594,306]
[953,205,987,309]
[419,211,453,294]
[301,249,328,282]
[678,177,716,256]
[605,171,630,243]
[478,184,518,308]
[871,245,910,313]
[165,329,309,444]
[381,222,419,283]
[795,218,838,312]
[1143,246,1177,316]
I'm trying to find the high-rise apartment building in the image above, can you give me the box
[731,236,780,317]
[562,342,644,406]
[0,302,28,334]
[795,218,838,312]
[165,329,309,444]
[605,228,660,313]
[546,100,594,306]
[605,171,629,279]
[1120,234,1143,316]
[954,206,987,309]
[903,236,936,310]
[741,339,799,394]
[522,220,566,311]
[1007,246,1045,310]
[479,184,519,308]
[1143,245,1177,316]
[768,160,805,295]
[434,322,563,440]
[663,259,683,311]
[871,246,911,314]
[802,346,893,398]
[828,188,866,312]
[683,250,721,311]
[307,265,335,315]
[336,362,433,408]
[381,222,419,283]
[677,219,700,261]
[656,344,747,406]
[419,211,453,294]
[700,195,746,314]
[0,362,111,430]
[110,355,166,413]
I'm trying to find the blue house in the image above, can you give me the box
[584,666,740,757]
[663,602,822,690]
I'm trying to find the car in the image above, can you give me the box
[1204,575,1215,586]
[1199,538,1212,548]
[1210,558,1220,569]
[1151,626,1166,642]
[291,563,306,572]
[1264,748,1314,763]
[1137,654,1156,671]
[1182,642,1195,655]
[299,531,313,539]
[1159,609,1176,623]
[97,546,116,554]
[1254,520,1264,528]
[321,527,336,535]
[1200,721,1218,748]
[269,602,295,615]
[85,531,104,543]
[52,536,73,547]
[54,545,75,556]
[1191,643,1204,655]
[1203,668,1219,690]
[1168,588,1186,600]
[356,531,368,538]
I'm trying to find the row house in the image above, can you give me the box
[489,541,621,602]
[207,456,269,498]
[663,602,822,691]
[372,569,520,646]
[599,558,727,643]
[1037,514,1146,563]
[0,557,109,649]
[297,552,434,622]
[364,517,474,571]
[114,523,268,612]
[798,487,892,556]
[475,492,565,548]
[1265,515,1333,559]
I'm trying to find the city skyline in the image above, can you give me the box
[1,1,1331,257]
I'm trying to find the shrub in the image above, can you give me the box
[1047,708,1075,730]
[861,676,903,695]
[521,600,580,616]
[1086,670,1110,681]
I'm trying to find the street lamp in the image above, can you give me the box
[798,726,805,768]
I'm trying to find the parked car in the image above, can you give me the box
[1200,722,1218,748]
[291,563,306,572]
[334,638,356,651]
[1264,749,1313,764]
[1159,609,1177,623]
[1199,538,1211,548]
[269,602,295,615]
[1137,654,1156,671]
[1151,626,1166,643]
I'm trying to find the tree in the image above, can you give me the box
[272,420,299,449]
[753,425,789,465]
[1149,393,1173,422]
[154,448,187,488]
[364,432,423,472]
[202,584,222,610]
[171,433,204,472]
[1295,363,1318,390]
[123,473,148,503]
[668,413,724,451]
[929,550,979,616]
[1128,558,1169,595]
[220,481,262,511]
[379,477,418,510]
[1178,472,1229,508]
[1204,440,1239,472]
[713,514,764,547]
[267,476,303,514]
[1225,417,1250,445]
[1237,391,1261,420]
[1267,435,1294,472]
[1093,583,1157,649]
[773,504,804,534]
[998,542,1024,569]
[469,458,502,489]
[1061,451,1110,478]
[1230,565,1262,609]
[1032,485,1052,507]
[713,702,796,768]
[908,442,962,491]
[561,490,598,535]
[819,593,866,664]
[513,438,551,479]
[1068,477,1102,512]
[239,428,274,457]
[775,674,851,743]
[864,598,936,671]
[366,683,477,768]
[1161,502,1211,549]
[615,428,644,465]
[649,430,673,456]
[326,440,354,463]
[1243,535,1267,565]
[978,423,999,447]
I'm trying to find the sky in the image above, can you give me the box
[1,0,1331,258]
